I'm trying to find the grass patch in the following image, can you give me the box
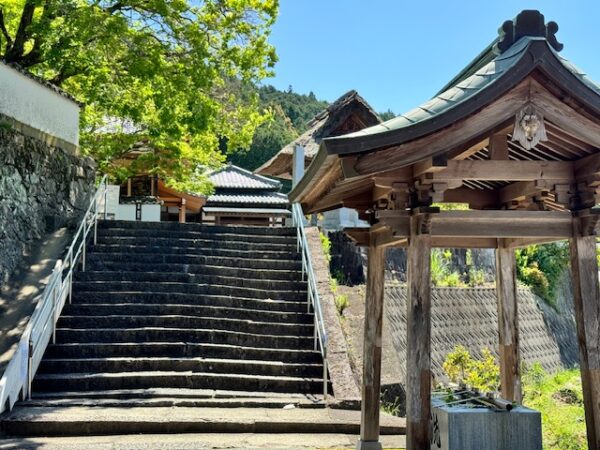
[523,364,587,450]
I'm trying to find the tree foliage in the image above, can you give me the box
[0,0,278,192]
[228,84,328,171]
[515,242,569,306]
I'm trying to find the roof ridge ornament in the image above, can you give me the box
[512,106,548,150]
[495,10,563,54]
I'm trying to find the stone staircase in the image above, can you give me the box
[1,220,407,440]
[28,220,326,404]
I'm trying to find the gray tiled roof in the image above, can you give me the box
[209,164,280,189]
[203,206,290,215]
[207,192,288,205]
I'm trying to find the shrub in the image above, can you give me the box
[468,268,486,287]
[319,232,332,263]
[442,345,499,392]
[335,294,349,315]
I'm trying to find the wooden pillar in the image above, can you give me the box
[126,178,132,197]
[406,220,432,450]
[357,242,385,450]
[570,220,600,450]
[178,199,186,223]
[495,240,522,403]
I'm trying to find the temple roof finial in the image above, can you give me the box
[495,10,563,54]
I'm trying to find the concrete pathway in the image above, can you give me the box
[1,406,406,436]
[0,433,406,449]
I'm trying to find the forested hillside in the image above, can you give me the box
[229,86,397,172]
[228,85,329,171]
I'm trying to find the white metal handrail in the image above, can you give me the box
[0,175,108,412]
[291,203,328,399]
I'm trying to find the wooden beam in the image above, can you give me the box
[358,242,386,450]
[574,152,600,182]
[452,138,490,160]
[570,221,600,450]
[353,81,530,177]
[126,179,132,197]
[530,79,600,148]
[442,187,497,209]
[377,210,573,239]
[406,216,432,450]
[489,133,509,160]
[505,236,567,248]
[428,160,574,183]
[413,154,448,177]
[498,180,547,204]
[496,240,522,403]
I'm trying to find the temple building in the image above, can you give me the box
[256,90,380,229]
[202,163,290,226]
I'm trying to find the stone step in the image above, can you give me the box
[29,388,321,401]
[63,304,313,324]
[74,271,308,292]
[20,396,325,409]
[37,357,323,378]
[45,343,322,363]
[57,315,313,337]
[86,253,302,270]
[54,327,313,349]
[91,245,302,261]
[83,261,303,281]
[32,371,326,394]
[94,237,297,252]
[71,292,308,312]
[97,228,297,244]
[98,220,297,236]
[72,281,307,301]
[0,433,407,449]
[0,406,406,437]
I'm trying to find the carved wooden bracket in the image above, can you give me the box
[573,209,600,237]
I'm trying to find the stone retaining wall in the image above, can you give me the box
[0,122,95,288]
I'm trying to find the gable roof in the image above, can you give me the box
[255,90,381,179]
[289,10,600,211]
[209,163,281,190]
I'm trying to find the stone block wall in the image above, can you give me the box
[0,122,95,287]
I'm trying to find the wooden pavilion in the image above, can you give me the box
[290,10,600,450]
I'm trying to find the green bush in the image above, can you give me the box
[319,232,331,263]
[440,272,463,287]
[468,268,486,287]
[335,294,349,315]
[442,345,499,392]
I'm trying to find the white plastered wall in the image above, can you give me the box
[0,63,80,146]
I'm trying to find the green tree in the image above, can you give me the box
[0,0,278,192]
[228,84,328,170]
[515,242,569,305]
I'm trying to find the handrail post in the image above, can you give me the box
[93,188,99,246]
[323,357,328,401]
[68,252,73,304]
[81,239,86,272]
[103,177,108,220]
[27,341,33,400]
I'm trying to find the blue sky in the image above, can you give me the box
[264,1,600,114]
